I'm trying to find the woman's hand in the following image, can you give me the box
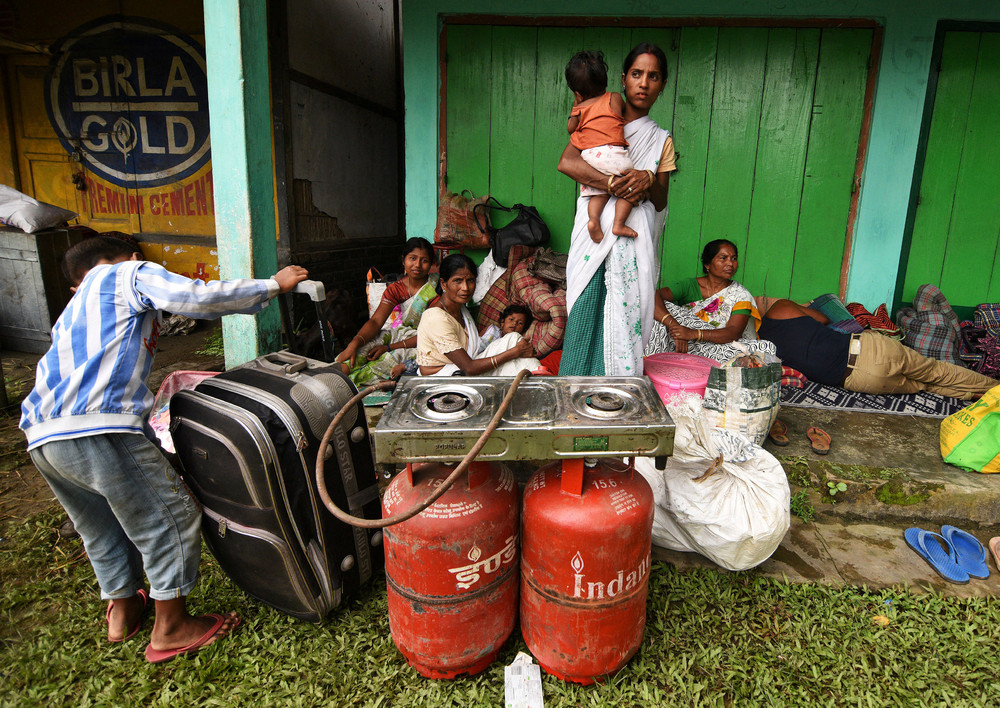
[668,323,697,342]
[512,337,534,358]
[334,341,360,368]
[609,169,653,206]
[367,344,389,360]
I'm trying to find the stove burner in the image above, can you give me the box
[571,385,640,420]
[586,392,624,412]
[409,383,486,423]
[428,392,471,414]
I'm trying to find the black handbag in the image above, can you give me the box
[473,197,550,265]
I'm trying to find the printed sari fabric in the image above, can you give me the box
[644,280,776,362]
[349,275,438,385]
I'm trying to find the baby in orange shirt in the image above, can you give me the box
[566,50,635,243]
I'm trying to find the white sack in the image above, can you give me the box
[473,250,506,304]
[0,184,77,233]
[637,395,790,571]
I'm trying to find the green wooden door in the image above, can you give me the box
[443,24,872,300]
[901,30,1000,318]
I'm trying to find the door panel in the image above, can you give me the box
[444,23,874,296]
[903,30,1000,316]
[8,54,135,231]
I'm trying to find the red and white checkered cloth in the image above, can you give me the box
[780,365,808,388]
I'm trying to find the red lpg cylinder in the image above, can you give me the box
[381,460,519,679]
[520,457,654,685]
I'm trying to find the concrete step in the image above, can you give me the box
[762,407,1000,528]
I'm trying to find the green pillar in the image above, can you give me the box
[205,0,281,368]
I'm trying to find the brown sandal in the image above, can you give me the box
[807,426,831,455]
[768,419,790,446]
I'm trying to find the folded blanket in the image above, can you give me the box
[780,365,808,388]
[809,293,865,334]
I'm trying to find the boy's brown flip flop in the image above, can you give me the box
[807,426,831,455]
[768,419,790,446]
[990,537,1000,571]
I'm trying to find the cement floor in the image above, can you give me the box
[651,405,1000,598]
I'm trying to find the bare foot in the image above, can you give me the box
[148,598,240,653]
[106,590,148,642]
[588,219,604,243]
[612,223,638,238]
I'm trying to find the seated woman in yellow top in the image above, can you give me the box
[645,239,775,362]
[417,254,540,376]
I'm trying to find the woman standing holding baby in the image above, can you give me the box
[558,43,677,376]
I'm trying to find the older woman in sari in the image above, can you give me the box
[646,239,776,362]
[557,42,677,376]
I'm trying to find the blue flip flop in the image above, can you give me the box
[903,528,969,584]
[941,525,990,579]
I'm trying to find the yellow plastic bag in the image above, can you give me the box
[940,384,1000,473]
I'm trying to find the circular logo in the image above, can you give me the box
[45,16,211,189]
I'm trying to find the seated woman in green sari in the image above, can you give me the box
[335,237,438,383]
[645,239,776,362]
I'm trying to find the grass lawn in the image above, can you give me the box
[3,507,1000,707]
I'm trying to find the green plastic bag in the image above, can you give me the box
[940,384,1000,473]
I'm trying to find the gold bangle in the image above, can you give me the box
[608,175,614,189]
[697,330,703,342]
[660,315,669,327]
[490,356,498,369]
[646,169,655,186]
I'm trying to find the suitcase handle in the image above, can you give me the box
[256,351,308,374]
[292,280,326,302]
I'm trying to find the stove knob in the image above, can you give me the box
[370,530,383,547]
[340,555,356,573]
[351,426,366,443]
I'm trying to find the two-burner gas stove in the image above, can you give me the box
[373,376,674,465]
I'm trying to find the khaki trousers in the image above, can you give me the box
[844,331,998,400]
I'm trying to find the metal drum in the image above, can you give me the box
[382,460,519,679]
[520,457,654,685]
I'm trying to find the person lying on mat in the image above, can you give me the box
[758,299,998,400]
[335,237,437,382]
[417,253,541,376]
[646,238,775,361]
[20,236,309,663]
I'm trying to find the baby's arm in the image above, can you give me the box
[609,92,626,117]
[567,92,583,133]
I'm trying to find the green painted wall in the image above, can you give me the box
[902,30,1000,318]
[444,24,870,302]
[402,1,1000,310]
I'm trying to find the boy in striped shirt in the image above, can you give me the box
[20,236,308,663]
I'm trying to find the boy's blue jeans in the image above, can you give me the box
[29,432,202,601]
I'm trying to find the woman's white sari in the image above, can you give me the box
[431,307,540,377]
[563,116,670,376]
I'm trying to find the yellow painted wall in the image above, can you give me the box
[1,1,220,280]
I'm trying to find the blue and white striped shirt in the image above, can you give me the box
[20,260,279,450]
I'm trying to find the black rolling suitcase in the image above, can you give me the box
[170,345,383,621]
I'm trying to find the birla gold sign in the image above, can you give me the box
[45,16,211,189]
